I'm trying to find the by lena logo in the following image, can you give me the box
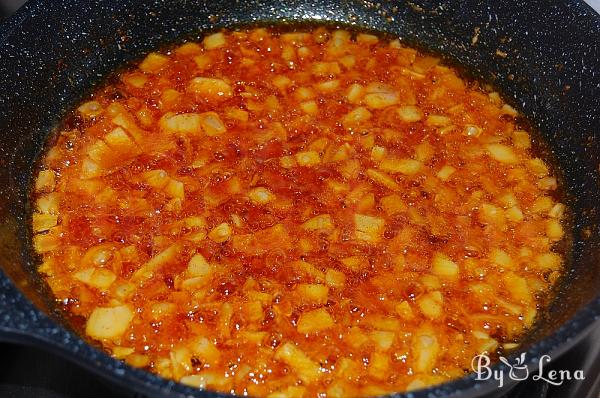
[471,353,585,388]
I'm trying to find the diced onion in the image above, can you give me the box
[86,305,134,340]
[203,32,226,50]
[139,52,169,74]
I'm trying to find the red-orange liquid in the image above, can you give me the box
[32,28,565,397]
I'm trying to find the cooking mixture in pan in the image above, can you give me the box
[31,28,567,397]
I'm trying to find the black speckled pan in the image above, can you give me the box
[0,0,599,397]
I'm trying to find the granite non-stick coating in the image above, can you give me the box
[0,0,599,397]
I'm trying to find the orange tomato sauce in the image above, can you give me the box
[32,27,566,397]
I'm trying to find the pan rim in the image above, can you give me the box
[1,0,600,397]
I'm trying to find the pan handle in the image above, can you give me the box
[0,270,177,398]
[0,269,68,347]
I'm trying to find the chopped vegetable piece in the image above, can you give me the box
[86,305,134,340]
[187,254,213,277]
[232,224,291,255]
[342,107,372,129]
[354,214,385,243]
[297,308,334,334]
[345,83,364,104]
[139,52,169,73]
[364,83,399,109]
[379,158,422,175]
[417,291,443,319]
[426,114,451,127]
[436,165,456,181]
[248,187,276,204]
[366,169,401,190]
[301,214,334,232]
[396,105,423,122]
[203,32,226,50]
[413,327,440,373]
[368,352,390,379]
[430,253,459,279]
[131,243,183,283]
[35,170,56,192]
[199,112,227,136]
[380,194,407,215]
[188,77,233,101]
[274,343,321,383]
[295,284,329,304]
[325,269,346,288]
[74,267,117,290]
[32,213,58,232]
[485,143,519,164]
[208,223,232,243]
[295,151,321,166]
[78,101,103,117]
[340,256,368,272]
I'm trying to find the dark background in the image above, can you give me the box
[0,0,26,18]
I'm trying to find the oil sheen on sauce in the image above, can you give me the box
[32,27,566,397]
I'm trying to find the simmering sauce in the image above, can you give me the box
[32,28,566,397]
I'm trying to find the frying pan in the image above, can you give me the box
[0,0,599,397]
